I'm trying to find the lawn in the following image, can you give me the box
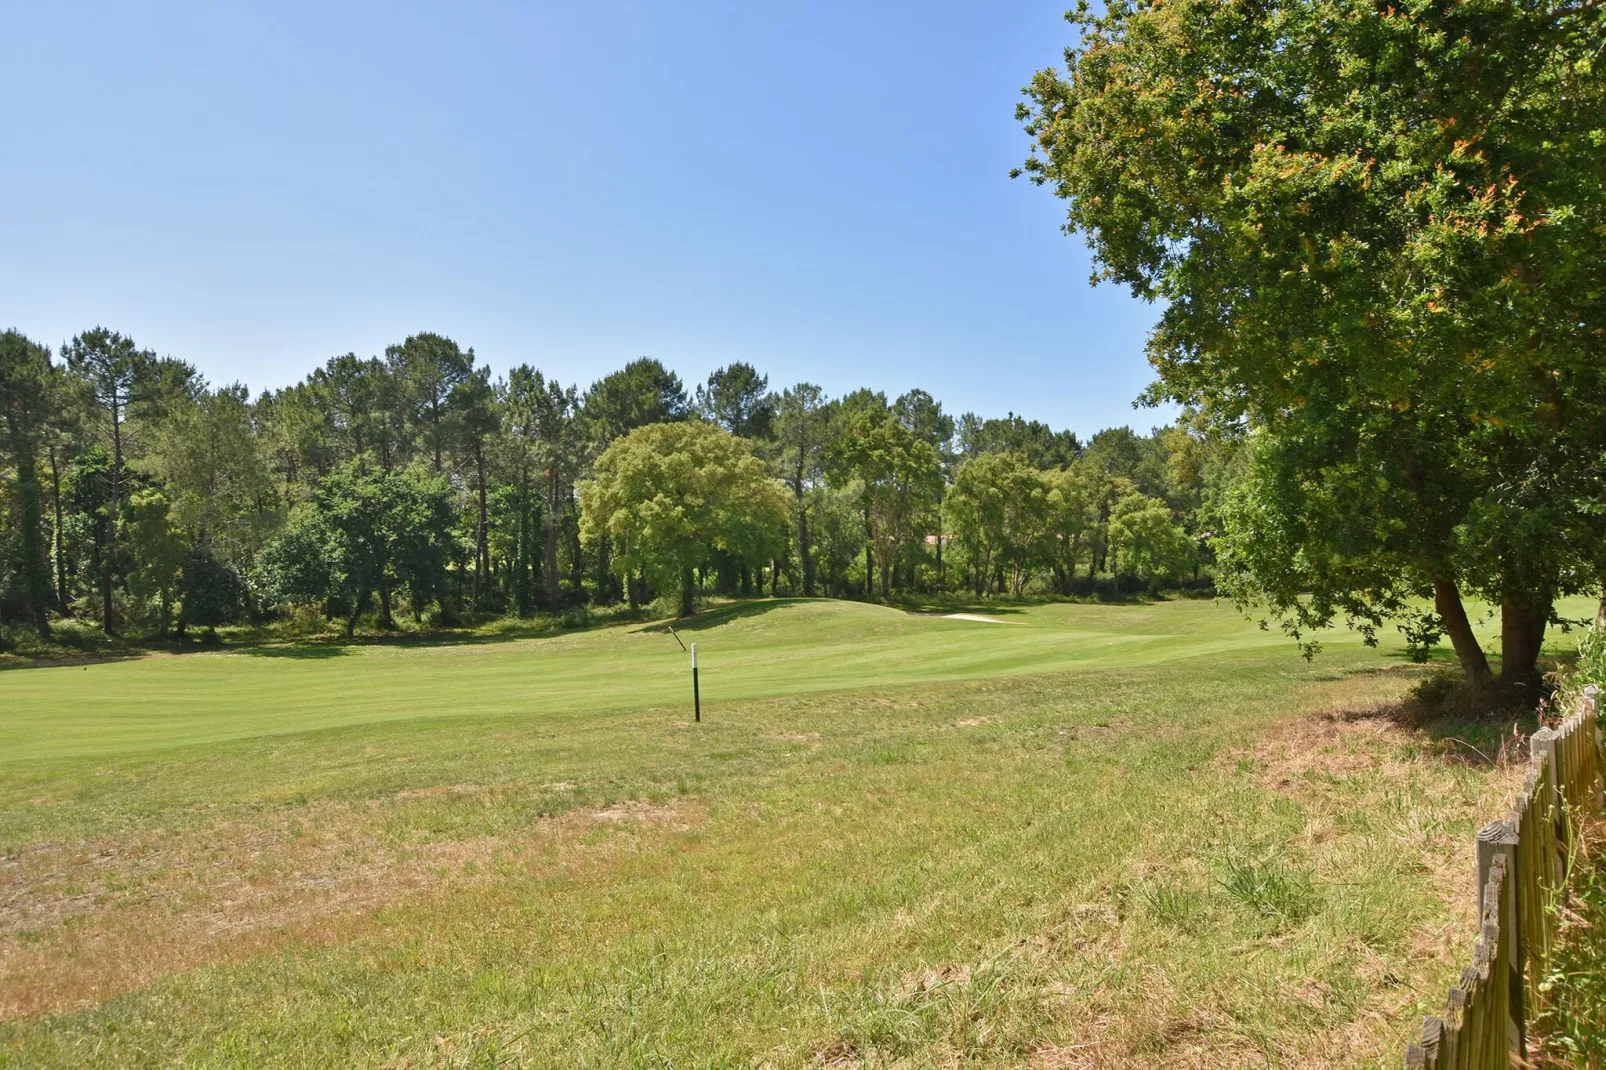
[0,598,1583,1067]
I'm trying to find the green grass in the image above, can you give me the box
[1531,822,1606,1067]
[0,597,1334,763]
[0,597,1587,1067]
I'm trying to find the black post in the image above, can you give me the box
[692,642,701,722]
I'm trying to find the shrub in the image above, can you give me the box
[177,545,249,634]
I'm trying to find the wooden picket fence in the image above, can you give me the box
[1405,686,1603,1069]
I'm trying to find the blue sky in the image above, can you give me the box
[2,2,1169,439]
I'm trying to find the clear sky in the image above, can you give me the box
[2,2,1170,440]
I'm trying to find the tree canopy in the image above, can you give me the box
[580,421,790,617]
[0,323,1275,644]
[1017,0,1606,684]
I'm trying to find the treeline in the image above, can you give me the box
[0,326,1237,642]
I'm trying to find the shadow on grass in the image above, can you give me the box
[901,603,1032,618]
[0,650,151,672]
[228,614,647,658]
[1318,682,1541,767]
[632,598,817,635]
[233,643,356,659]
[0,598,826,669]
[0,608,661,669]
[892,593,1184,616]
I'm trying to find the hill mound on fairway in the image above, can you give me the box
[1,597,1343,763]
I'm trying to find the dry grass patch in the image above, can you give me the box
[0,795,702,1019]
[1199,678,1529,1068]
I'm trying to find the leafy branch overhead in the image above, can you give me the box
[1017,0,1606,685]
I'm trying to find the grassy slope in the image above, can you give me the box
[0,598,1586,1067]
[0,598,1310,763]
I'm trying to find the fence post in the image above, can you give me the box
[1476,821,1524,1059]
[1586,684,1603,809]
[1531,726,1565,882]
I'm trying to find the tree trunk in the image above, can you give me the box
[863,499,875,603]
[110,388,123,512]
[514,489,530,615]
[379,580,393,628]
[101,551,115,635]
[8,429,52,638]
[473,440,488,610]
[1500,593,1549,687]
[798,502,814,596]
[1433,576,1492,685]
[680,564,696,617]
[544,483,560,611]
[1595,574,1606,630]
[566,486,585,600]
[792,456,814,597]
[596,533,615,606]
[48,443,68,614]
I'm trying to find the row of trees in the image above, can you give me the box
[0,326,1221,642]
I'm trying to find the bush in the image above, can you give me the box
[177,545,249,634]
[253,511,333,612]
[1551,625,1606,721]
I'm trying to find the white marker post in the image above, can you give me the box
[691,643,700,722]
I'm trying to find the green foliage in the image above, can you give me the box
[945,453,1191,598]
[142,384,274,561]
[948,452,1048,596]
[124,488,185,634]
[957,412,1077,470]
[1041,465,1097,592]
[3,319,1243,644]
[253,508,334,610]
[1551,625,1606,718]
[1017,0,1606,684]
[176,543,248,633]
[772,383,834,596]
[316,463,456,632]
[1532,853,1606,1066]
[807,484,869,598]
[581,357,689,444]
[1571,628,1606,695]
[386,332,475,471]
[1106,491,1192,583]
[694,362,774,440]
[825,392,943,601]
[0,330,57,636]
[504,365,582,610]
[580,421,790,616]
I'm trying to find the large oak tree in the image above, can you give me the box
[580,421,789,617]
[1018,0,1606,684]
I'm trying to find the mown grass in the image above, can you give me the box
[0,598,1315,763]
[0,597,1587,1067]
